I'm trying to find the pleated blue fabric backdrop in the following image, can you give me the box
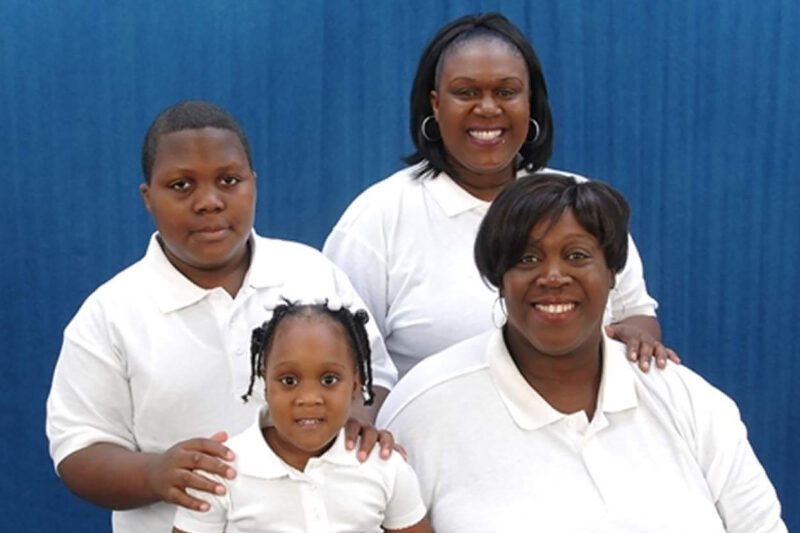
[1,0,797,529]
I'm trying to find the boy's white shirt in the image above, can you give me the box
[174,404,427,533]
[46,232,398,533]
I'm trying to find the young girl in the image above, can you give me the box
[173,299,431,533]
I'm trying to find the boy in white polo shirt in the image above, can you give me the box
[46,101,398,533]
[173,300,430,533]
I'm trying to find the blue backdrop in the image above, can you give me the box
[1,0,797,530]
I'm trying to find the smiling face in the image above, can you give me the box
[501,209,614,361]
[262,315,359,471]
[139,127,256,286]
[431,38,530,189]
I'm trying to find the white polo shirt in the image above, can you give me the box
[323,164,658,376]
[173,405,427,533]
[46,232,397,533]
[377,330,786,533]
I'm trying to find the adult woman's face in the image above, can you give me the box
[501,210,614,360]
[430,38,530,187]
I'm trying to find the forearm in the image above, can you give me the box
[350,386,389,423]
[58,443,159,510]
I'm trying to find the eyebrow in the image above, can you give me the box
[270,361,350,371]
[449,75,525,83]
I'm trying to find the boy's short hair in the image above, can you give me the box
[141,100,253,184]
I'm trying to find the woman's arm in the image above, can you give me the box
[385,516,433,533]
[606,235,680,370]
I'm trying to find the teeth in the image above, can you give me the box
[536,303,575,314]
[296,419,322,426]
[469,129,502,140]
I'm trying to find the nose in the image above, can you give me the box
[295,385,324,406]
[536,260,571,288]
[193,184,224,214]
[474,92,501,117]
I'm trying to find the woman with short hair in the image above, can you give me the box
[377,174,786,532]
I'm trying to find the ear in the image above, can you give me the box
[429,89,440,120]
[139,183,152,213]
[351,372,361,401]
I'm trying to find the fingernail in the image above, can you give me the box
[200,503,209,511]
[381,449,390,459]
[215,485,225,495]
[346,440,355,450]
[358,451,367,461]
[226,468,236,479]
[629,352,637,361]
[642,361,649,371]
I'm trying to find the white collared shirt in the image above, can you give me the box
[323,164,657,376]
[46,232,397,533]
[377,330,786,533]
[173,405,427,533]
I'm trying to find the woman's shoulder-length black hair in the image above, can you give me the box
[474,173,630,289]
[404,13,554,179]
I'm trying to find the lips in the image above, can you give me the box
[190,225,231,241]
[295,417,326,430]
[535,302,576,314]
[530,299,579,323]
[468,128,503,140]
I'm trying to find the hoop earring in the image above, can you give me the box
[492,296,507,328]
[421,115,441,142]
[524,118,541,144]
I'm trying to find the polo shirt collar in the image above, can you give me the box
[422,171,490,217]
[236,405,359,480]
[422,165,543,218]
[488,330,638,431]
[144,233,212,313]
[145,230,283,313]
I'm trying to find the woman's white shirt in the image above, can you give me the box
[324,165,657,376]
[377,331,786,533]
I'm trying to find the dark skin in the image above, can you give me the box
[432,39,678,370]
[57,128,395,513]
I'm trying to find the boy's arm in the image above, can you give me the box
[58,434,235,511]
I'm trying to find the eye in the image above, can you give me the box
[453,87,478,99]
[220,175,241,186]
[320,373,340,386]
[519,254,541,265]
[566,250,590,262]
[496,87,520,98]
[278,375,298,387]
[168,179,191,191]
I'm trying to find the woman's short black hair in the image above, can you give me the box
[404,13,554,179]
[474,173,630,289]
[141,100,253,184]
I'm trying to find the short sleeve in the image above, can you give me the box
[324,228,390,340]
[172,483,229,533]
[326,250,398,390]
[382,456,427,530]
[681,371,787,532]
[607,234,658,323]
[46,296,137,469]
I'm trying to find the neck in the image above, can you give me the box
[504,330,603,420]
[159,237,251,298]
[448,164,516,202]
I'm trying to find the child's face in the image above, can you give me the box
[263,315,359,471]
[139,127,256,279]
